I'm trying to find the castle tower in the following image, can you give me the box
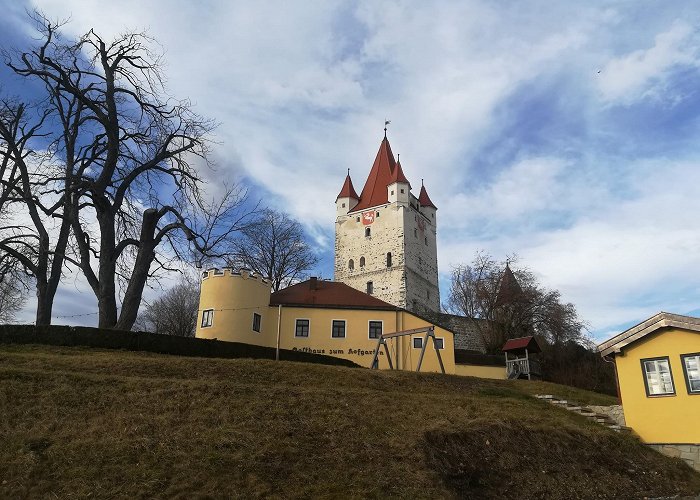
[334,135,440,312]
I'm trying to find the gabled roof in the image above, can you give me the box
[336,172,359,201]
[418,183,437,209]
[502,336,541,353]
[352,137,399,212]
[598,312,700,357]
[270,278,398,310]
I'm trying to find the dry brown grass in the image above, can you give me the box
[1,344,698,499]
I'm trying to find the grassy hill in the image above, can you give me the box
[1,344,699,499]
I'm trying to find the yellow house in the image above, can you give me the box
[598,312,700,471]
[196,269,455,374]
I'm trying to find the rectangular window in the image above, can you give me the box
[682,353,700,394]
[434,337,445,350]
[201,309,213,328]
[332,320,346,338]
[366,281,373,295]
[295,319,310,337]
[252,313,261,332]
[641,357,675,396]
[413,337,423,349]
[369,321,382,339]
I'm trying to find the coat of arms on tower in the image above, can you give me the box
[362,211,375,225]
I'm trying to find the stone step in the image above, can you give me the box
[535,394,554,399]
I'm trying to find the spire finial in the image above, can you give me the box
[397,153,400,162]
[421,178,424,186]
[347,168,350,176]
[384,119,391,138]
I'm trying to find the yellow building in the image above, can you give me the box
[196,269,455,374]
[598,312,700,471]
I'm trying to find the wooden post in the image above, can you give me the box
[525,348,530,380]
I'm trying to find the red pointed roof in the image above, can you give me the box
[502,336,541,353]
[390,160,411,188]
[418,183,437,209]
[336,172,359,201]
[352,137,398,212]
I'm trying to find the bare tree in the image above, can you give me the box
[3,14,251,329]
[133,276,198,337]
[0,255,28,322]
[227,208,318,292]
[446,251,586,352]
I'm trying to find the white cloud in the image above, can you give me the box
[598,20,700,104]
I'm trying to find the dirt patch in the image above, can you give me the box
[423,422,700,499]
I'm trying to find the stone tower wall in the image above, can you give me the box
[335,196,440,312]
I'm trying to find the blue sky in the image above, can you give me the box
[3,0,700,341]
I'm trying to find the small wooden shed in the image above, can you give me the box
[502,336,542,380]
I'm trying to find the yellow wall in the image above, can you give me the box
[196,271,455,374]
[454,364,506,380]
[615,328,700,443]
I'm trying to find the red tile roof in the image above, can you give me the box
[390,160,411,188]
[418,183,437,209]
[270,278,398,310]
[352,137,399,211]
[502,336,541,353]
[336,173,359,201]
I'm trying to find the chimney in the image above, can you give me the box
[309,277,318,290]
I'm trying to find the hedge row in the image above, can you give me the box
[0,324,359,368]
[454,349,506,367]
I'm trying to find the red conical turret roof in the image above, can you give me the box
[353,137,398,212]
[336,171,359,201]
[418,182,437,209]
[390,160,411,188]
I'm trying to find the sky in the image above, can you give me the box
[2,0,700,341]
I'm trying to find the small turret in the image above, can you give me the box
[336,169,359,216]
[418,180,437,223]
[387,155,411,205]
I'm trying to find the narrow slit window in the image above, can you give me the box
[360,256,365,267]
[365,227,371,237]
[252,313,261,332]
[386,252,392,267]
[366,281,373,295]
[348,259,354,270]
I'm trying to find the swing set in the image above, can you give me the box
[369,326,445,374]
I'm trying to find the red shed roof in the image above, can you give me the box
[418,183,437,209]
[336,172,359,201]
[352,137,398,212]
[270,278,398,310]
[502,336,541,353]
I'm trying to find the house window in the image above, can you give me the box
[366,281,373,295]
[252,313,261,332]
[434,337,445,350]
[681,353,700,394]
[295,319,310,337]
[641,357,675,396]
[369,321,382,339]
[365,227,371,237]
[386,252,392,267]
[349,259,354,270]
[360,256,365,267]
[201,309,213,328]
[413,337,423,349]
[332,320,346,338]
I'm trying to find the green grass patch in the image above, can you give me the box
[1,344,697,499]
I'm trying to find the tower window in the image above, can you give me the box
[367,281,373,294]
[348,259,354,270]
[425,237,428,245]
[376,211,380,217]
[356,216,360,222]
[386,252,392,267]
[365,227,371,237]
[391,190,394,195]
[342,203,346,208]
[201,309,213,328]
[400,189,405,194]
[414,228,417,238]
[360,257,365,268]
[427,290,430,299]
[252,313,261,332]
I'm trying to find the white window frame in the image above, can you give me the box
[295,318,310,338]
[331,319,346,339]
[252,312,261,333]
[201,309,214,328]
[641,356,675,397]
[434,337,445,350]
[368,320,383,340]
[681,353,700,395]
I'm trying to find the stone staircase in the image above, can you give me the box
[534,394,632,434]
